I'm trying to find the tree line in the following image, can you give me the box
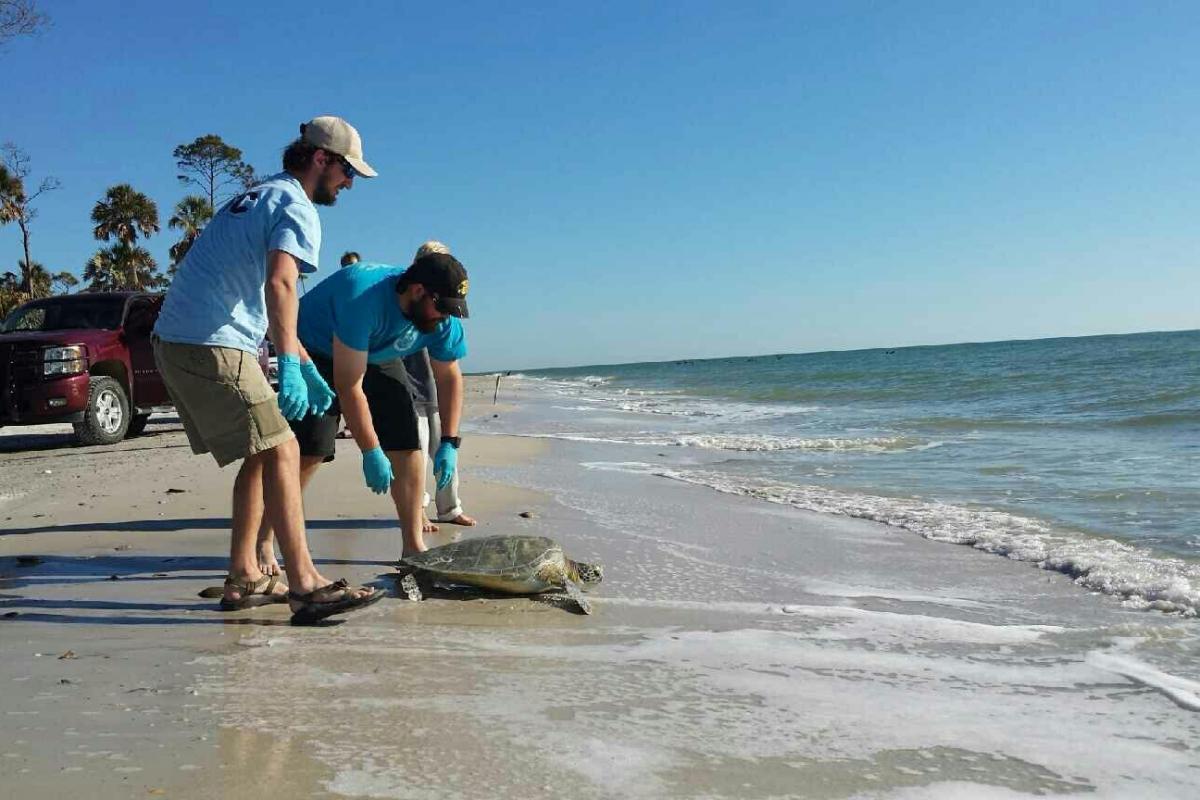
[0,134,257,315]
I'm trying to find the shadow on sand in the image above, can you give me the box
[2,516,402,537]
[0,423,186,456]
[1,610,339,627]
[0,552,378,627]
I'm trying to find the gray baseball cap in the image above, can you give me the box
[300,115,377,178]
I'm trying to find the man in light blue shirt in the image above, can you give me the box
[258,252,470,558]
[153,116,384,624]
[154,172,321,351]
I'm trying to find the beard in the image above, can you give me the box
[414,311,443,333]
[312,166,340,206]
[407,301,444,333]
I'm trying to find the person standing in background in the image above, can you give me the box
[335,250,361,439]
[404,241,475,527]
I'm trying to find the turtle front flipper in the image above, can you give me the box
[397,570,424,602]
[563,580,593,615]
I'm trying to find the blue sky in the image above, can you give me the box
[2,1,1198,371]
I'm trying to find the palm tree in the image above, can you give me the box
[85,243,165,292]
[87,184,165,291]
[0,271,23,318]
[167,194,212,273]
[91,184,160,245]
[83,248,120,292]
[18,259,49,297]
[0,166,27,292]
[1,148,61,294]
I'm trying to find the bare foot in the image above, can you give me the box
[399,543,428,560]
[439,513,477,527]
[422,516,439,534]
[257,541,282,576]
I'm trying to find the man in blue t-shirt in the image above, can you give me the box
[276,252,470,557]
[152,116,384,624]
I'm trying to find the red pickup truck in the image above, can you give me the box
[1,292,274,447]
[0,292,171,445]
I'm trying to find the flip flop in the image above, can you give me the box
[289,579,385,625]
[218,574,289,611]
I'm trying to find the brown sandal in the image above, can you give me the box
[289,579,385,625]
[218,573,288,611]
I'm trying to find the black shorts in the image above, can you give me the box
[289,352,420,462]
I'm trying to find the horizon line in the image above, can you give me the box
[468,325,1199,376]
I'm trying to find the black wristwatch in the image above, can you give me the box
[440,435,462,449]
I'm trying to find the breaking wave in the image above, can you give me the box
[519,432,930,453]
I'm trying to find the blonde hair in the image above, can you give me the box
[415,240,450,258]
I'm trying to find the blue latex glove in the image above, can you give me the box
[433,441,458,490]
[361,446,394,494]
[300,360,335,416]
[275,354,309,421]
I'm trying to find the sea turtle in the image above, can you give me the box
[396,535,603,614]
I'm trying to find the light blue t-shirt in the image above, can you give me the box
[297,262,467,364]
[154,173,321,354]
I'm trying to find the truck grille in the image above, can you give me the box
[0,344,43,420]
[0,343,12,419]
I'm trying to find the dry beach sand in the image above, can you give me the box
[1,377,1198,799]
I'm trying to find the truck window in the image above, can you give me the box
[4,306,46,331]
[123,299,157,335]
[2,298,125,333]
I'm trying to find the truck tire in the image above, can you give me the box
[126,413,151,437]
[73,376,131,445]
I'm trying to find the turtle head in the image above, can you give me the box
[569,559,603,587]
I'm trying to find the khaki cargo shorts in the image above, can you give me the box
[153,338,293,467]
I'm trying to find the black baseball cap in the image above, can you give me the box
[401,252,469,318]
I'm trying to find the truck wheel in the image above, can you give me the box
[73,376,130,445]
[126,413,151,437]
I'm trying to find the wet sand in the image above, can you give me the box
[2,377,1198,799]
[0,380,543,797]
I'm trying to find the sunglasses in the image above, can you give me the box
[424,290,457,316]
[331,153,358,180]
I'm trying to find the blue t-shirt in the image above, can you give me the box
[154,173,321,354]
[297,262,467,364]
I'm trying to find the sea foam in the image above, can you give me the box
[631,466,1200,616]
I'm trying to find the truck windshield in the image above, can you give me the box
[2,298,126,333]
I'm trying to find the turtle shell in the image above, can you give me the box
[401,535,568,594]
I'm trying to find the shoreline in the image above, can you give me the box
[2,377,1198,798]
[485,366,1200,617]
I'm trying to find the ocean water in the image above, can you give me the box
[486,329,1200,616]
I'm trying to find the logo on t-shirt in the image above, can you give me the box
[228,192,260,215]
[392,327,420,355]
